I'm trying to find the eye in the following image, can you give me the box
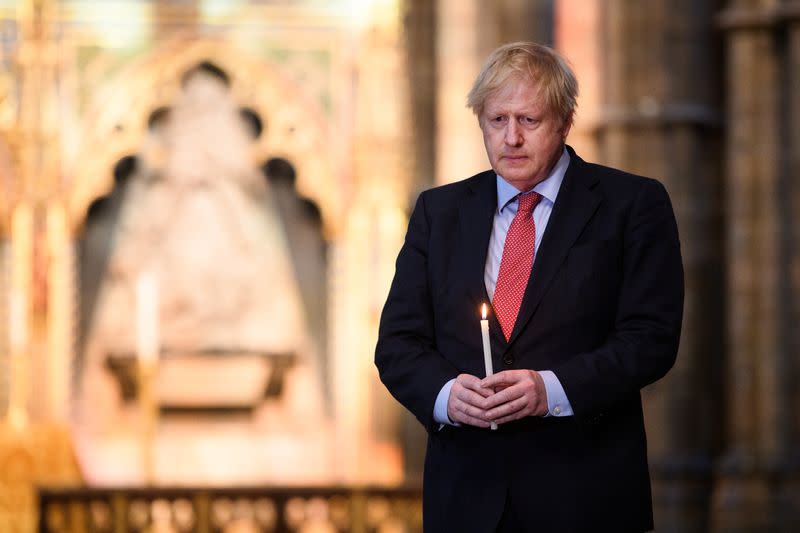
[521,116,538,125]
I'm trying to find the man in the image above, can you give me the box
[375,42,683,532]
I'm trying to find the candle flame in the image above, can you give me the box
[481,303,488,319]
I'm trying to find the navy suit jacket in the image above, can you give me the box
[375,146,684,532]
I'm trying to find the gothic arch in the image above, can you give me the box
[67,36,343,237]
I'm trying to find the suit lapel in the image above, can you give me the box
[458,171,497,311]
[505,149,602,348]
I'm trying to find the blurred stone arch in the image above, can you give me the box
[67,36,343,238]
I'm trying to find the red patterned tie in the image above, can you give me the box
[492,192,542,341]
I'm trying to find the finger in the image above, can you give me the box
[485,395,529,420]
[448,381,491,422]
[492,397,545,423]
[476,385,494,398]
[454,412,492,428]
[454,379,491,403]
[464,384,494,399]
[483,384,525,410]
[456,372,481,384]
[456,387,491,411]
[451,398,491,427]
[459,376,494,397]
[453,390,489,416]
[481,370,523,389]
[493,410,529,425]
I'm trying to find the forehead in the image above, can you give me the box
[483,78,545,114]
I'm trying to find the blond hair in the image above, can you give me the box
[467,42,578,125]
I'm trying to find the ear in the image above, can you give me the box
[561,112,574,140]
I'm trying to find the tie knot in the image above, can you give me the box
[517,192,541,215]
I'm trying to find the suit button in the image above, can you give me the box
[503,354,514,366]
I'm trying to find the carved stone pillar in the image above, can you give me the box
[435,0,553,185]
[776,6,800,531]
[403,0,437,197]
[555,0,601,161]
[398,0,438,481]
[0,240,9,416]
[44,202,74,423]
[713,2,800,530]
[596,1,724,531]
[435,0,491,185]
[788,4,800,418]
[479,0,554,48]
[9,0,63,425]
[330,0,411,484]
[0,147,16,418]
[785,9,800,530]
[154,0,198,36]
[7,204,34,427]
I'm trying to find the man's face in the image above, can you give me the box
[480,78,571,192]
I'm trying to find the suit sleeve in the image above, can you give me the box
[553,178,684,416]
[375,193,460,432]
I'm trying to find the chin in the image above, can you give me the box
[503,171,532,185]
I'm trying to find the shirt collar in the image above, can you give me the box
[496,147,570,213]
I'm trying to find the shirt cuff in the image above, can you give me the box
[433,378,459,426]
[539,370,573,417]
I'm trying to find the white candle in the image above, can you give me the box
[480,303,498,430]
[136,272,159,365]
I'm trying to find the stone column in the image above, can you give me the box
[330,0,411,485]
[0,240,10,417]
[13,0,64,424]
[0,146,17,421]
[478,0,554,49]
[784,6,800,528]
[787,0,800,468]
[713,2,800,530]
[435,0,491,185]
[555,0,601,161]
[398,0,438,480]
[154,0,199,36]
[403,0,437,197]
[596,1,724,531]
[44,202,74,423]
[435,0,554,185]
[7,204,34,428]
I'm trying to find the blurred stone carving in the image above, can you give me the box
[76,65,330,486]
[93,67,309,356]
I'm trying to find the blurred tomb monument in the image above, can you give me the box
[76,63,333,486]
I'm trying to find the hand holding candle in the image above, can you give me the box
[480,303,498,430]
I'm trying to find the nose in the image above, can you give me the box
[504,120,523,146]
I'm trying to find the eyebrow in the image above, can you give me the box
[485,108,541,116]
